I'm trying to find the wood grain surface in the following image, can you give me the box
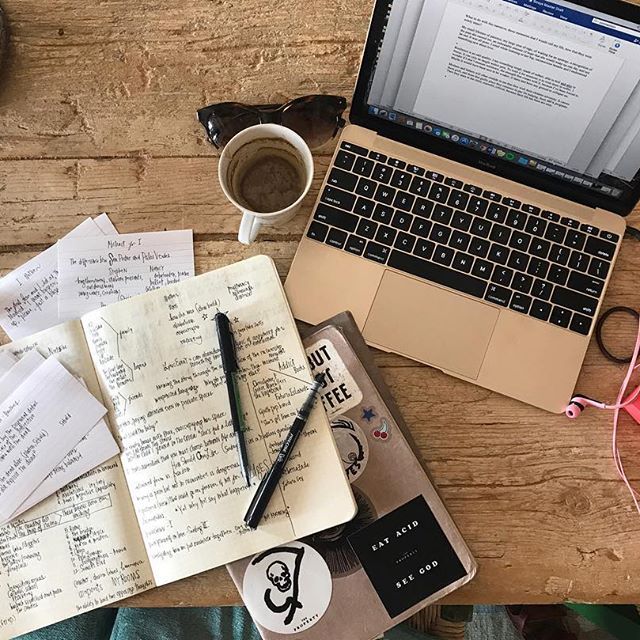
[1,0,640,607]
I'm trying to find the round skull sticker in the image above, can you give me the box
[243,541,332,634]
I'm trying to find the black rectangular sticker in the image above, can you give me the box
[348,495,467,618]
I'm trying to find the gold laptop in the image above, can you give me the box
[286,0,639,413]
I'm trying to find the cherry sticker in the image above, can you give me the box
[372,418,390,441]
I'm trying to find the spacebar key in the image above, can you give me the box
[388,250,487,298]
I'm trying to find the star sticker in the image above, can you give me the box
[362,407,376,422]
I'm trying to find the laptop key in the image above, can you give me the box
[429,183,450,203]
[549,244,570,265]
[373,204,393,224]
[489,224,511,244]
[510,293,532,314]
[568,250,589,272]
[356,178,377,198]
[551,287,598,316]
[430,223,452,244]
[584,236,616,261]
[525,216,547,237]
[387,157,406,169]
[411,217,432,238]
[488,244,509,264]
[527,257,549,279]
[485,284,511,307]
[550,306,571,328]
[464,183,482,194]
[427,171,444,182]
[484,190,502,202]
[414,239,435,260]
[432,204,453,225]
[394,192,415,212]
[452,211,472,231]
[307,221,328,242]
[391,170,411,189]
[567,272,604,298]
[444,177,464,188]
[433,245,455,267]
[335,150,356,170]
[356,218,378,240]
[369,151,387,163]
[588,257,610,280]
[467,196,489,216]
[314,203,358,232]
[364,241,391,264]
[471,217,491,238]
[322,185,356,211]
[392,211,413,231]
[522,204,541,215]
[503,197,521,208]
[530,238,550,259]
[531,279,552,301]
[540,210,560,221]
[388,250,487,298]
[326,228,347,249]
[509,231,530,252]
[410,176,431,196]
[452,251,473,273]
[372,163,393,184]
[354,157,374,177]
[580,224,599,235]
[373,183,396,204]
[600,230,620,243]
[469,237,490,258]
[530,299,552,321]
[561,216,580,229]
[506,209,527,230]
[345,234,366,256]
[354,197,375,217]
[548,265,569,286]
[508,250,529,271]
[341,141,368,156]
[565,230,586,251]
[394,232,415,252]
[328,168,358,191]
[491,266,513,287]
[570,313,592,336]
[407,164,425,176]
[375,225,397,246]
[545,223,565,243]
[450,230,471,251]
[448,190,469,209]
[512,273,533,294]
[487,203,508,223]
[472,259,492,279]
[413,197,433,218]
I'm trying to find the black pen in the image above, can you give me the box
[244,375,324,529]
[215,312,251,487]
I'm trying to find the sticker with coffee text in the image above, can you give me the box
[243,542,332,634]
[331,415,370,482]
[306,338,363,418]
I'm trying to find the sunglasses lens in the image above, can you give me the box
[202,105,261,148]
[281,97,345,149]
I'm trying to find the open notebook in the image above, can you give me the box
[0,255,355,639]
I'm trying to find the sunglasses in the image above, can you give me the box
[197,95,347,151]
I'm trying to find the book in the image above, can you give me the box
[0,256,355,639]
[227,312,476,640]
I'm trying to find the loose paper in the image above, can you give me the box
[57,230,195,320]
[0,351,119,522]
[0,355,108,522]
[0,215,118,339]
[0,351,17,376]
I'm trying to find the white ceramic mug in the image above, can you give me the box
[218,124,314,245]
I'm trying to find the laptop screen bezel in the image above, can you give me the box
[350,0,640,216]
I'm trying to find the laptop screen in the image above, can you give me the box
[363,0,640,207]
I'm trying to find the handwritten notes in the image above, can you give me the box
[57,230,195,321]
[0,351,119,522]
[0,214,118,340]
[82,255,354,586]
[0,355,108,523]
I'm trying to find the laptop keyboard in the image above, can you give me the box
[306,141,621,336]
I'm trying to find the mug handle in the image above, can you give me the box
[238,212,262,245]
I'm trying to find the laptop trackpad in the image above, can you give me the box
[363,270,499,379]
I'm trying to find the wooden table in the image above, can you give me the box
[1,0,640,608]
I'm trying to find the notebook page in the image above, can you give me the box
[0,322,153,639]
[81,255,355,586]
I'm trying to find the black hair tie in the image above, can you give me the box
[595,306,640,364]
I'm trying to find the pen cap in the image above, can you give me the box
[214,312,238,372]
